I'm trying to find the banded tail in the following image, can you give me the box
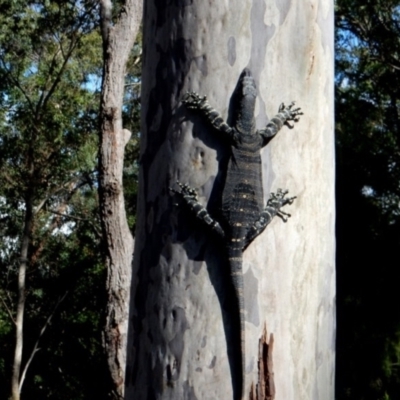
[229,251,246,400]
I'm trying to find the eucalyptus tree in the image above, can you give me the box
[126,0,335,399]
[98,0,142,397]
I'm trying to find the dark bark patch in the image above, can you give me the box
[166,362,177,385]
[103,180,121,197]
[227,36,236,66]
[168,306,189,370]
[147,329,154,343]
[208,355,217,369]
[183,380,199,400]
[244,267,260,326]
[147,204,154,232]
[193,260,203,275]
[146,383,157,400]
[194,54,208,76]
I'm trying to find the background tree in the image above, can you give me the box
[126,0,335,399]
[98,0,142,398]
[335,1,400,399]
[0,1,143,398]
[0,1,110,398]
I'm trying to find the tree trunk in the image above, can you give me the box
[126,0,335,399]
[11,190,33,400]
[99,1,142,398]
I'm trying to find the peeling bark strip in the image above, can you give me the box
[250,325,275,400]
[99,0,142,398]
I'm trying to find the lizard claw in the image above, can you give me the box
[279,101,303,128]
[182,92,207,109]
[170,180,199,202]
[277,210,291,222]
[267,188,297,222]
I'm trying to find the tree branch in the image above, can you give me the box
[40,39,80,113]
[35,45,63,114]
[100,0,113,43]
[19,291,69,390]
[47,209,88,222]
[0,57,35,114]
[0,294,15,324]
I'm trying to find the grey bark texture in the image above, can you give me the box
[126,1,335,399]
[99,0,142,397]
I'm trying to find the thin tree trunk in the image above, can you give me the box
[126,0,335,399]
[11,190,33,400]
[99,1,142,397]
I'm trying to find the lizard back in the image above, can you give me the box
[221,133,264,239]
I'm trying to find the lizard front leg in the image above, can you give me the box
[242,189,296,250]
[171,181,226,238]
[259,102,303,146]
[182,92,235,139]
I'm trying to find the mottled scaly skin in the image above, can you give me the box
[172,68,302,400]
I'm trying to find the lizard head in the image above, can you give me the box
[235,68,257,135]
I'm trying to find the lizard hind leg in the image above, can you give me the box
[170,181,225,238]
[242,189,296,251]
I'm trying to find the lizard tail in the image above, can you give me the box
[229,254,246,400]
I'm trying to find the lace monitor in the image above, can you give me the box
[171,68,302,400]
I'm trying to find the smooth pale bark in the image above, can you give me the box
[99,0,142,397]
[127,1,335,399]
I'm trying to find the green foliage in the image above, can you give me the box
[0,1,118,398]
[335,1,400,399]
[0,1,141,396]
